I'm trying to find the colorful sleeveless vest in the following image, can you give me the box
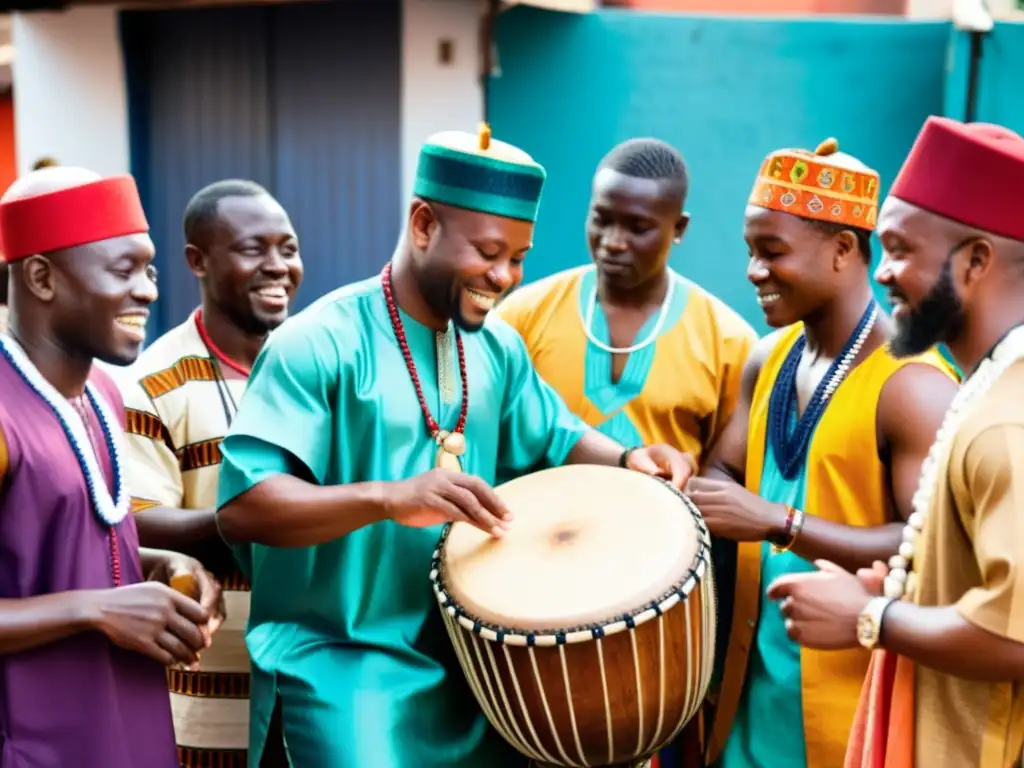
[705,324,955,768]
[0,357,178,768]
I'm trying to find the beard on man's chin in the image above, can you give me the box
[450,304,487,333]
[889,267,966,358]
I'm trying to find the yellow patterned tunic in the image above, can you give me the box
[114,309,250,768]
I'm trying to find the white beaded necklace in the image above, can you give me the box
[0,335,129,527]
[884,325,1024,600]
[580,267,677,354]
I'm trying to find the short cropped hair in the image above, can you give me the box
[597,138,689,204]
[183,179,270,246]
[804,218,873,264]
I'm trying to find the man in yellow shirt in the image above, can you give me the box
[498,137,757,468]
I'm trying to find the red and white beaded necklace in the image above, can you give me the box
[381,262,469,471]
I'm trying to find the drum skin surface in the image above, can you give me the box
[430,465,717,768]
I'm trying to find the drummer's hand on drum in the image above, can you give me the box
[624,444,696,489]
[386,469,514,538]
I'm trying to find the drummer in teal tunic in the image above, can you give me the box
[215,124,695,768]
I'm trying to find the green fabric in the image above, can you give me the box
[217,275,590,768]
[413,141,546,222]
[717,412,812,768]
[412,178,543,224]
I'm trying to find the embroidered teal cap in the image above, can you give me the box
[413,123,547,223]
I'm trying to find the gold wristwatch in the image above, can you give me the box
[857,596,895,649]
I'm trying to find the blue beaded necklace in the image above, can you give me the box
[767,300,878,480]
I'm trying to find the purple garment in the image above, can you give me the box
[0,358,177,768]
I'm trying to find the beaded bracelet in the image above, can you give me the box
[618,446,640,468]
[771,505,805,553]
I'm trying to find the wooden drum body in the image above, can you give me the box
[429,465,717,768]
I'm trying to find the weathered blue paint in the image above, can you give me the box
[120,1,401,338]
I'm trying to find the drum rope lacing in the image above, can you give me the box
[430,474,717,767]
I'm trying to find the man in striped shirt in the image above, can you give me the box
[115,179,303,767]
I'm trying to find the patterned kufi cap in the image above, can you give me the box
[749,137,880,231]
[413,123,547,223]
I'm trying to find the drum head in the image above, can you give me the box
[440,465,702,632]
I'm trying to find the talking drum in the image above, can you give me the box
[429,464,716,768]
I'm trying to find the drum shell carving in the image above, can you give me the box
[430,477,717,768]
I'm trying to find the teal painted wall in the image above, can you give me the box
[489,8,952,334]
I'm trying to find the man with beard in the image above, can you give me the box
[686,138,957,768]
[213,126,695,767]
[767,117,1024,768]
[116,179,303,768]
[0,165,223,766]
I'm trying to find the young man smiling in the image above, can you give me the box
[0,165,222,767]
[690,138,957,768]
[769,116,1024,768]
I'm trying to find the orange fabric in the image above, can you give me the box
[749,140,880,230]
[845,649,914,768]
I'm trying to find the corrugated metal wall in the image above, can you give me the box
[120,1,401,337]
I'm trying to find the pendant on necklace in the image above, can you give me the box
[434,429,467,472]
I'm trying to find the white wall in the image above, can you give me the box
[11,7,129,177]
[401,0,486,204]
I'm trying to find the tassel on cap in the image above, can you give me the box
[815,137,840,156]
[478,122,492,151]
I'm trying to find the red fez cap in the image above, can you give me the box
[0,175,149,263]
[889,116,1024,242]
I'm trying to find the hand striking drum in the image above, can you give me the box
[430,464,717,768]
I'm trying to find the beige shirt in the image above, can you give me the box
[914,358,1024,767]
[0,305,7,335]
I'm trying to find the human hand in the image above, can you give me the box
[765,560,873,650]
[387,469,514,538]
[856,560,889,596]
[87,582,211,668]
[625,444,696,489]
[684,476,788,542]
[147,553,226,646]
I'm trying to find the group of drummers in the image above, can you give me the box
[0,111,1023,768]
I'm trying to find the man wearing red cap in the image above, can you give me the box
[766,116,1024,767]
[0,165,224,767]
